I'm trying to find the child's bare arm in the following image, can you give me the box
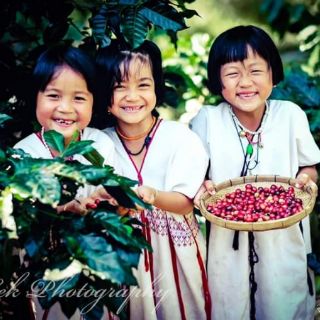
[136,185,193,215]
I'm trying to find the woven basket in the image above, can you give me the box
[199,175,318,232]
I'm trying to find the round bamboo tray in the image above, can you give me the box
[199,175,318,232]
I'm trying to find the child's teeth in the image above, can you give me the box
[56,119,74,124]
[240,93,255,97]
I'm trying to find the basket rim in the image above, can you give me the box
[199,175,318,232]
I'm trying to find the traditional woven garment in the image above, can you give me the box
[191,99,320,320]
[105,120,211,320]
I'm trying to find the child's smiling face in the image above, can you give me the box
[36,65,93,146]
[220,46,273,116]
[109,56,156,127]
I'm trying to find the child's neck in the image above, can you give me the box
[232,106,266,132]
[117,116,155,139]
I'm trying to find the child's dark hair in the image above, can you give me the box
[94,40,164,128]
[33,44,97,99]
[207,25,284,95]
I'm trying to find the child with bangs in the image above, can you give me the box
[95,40,211,320]
[191,25,320,319]
[14,44,116,215]
[14,44,116,319]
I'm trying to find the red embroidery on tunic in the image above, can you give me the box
[133,208,199,247]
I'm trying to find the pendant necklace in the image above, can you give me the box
[229,101,269,146]
[229,101,269,176]
[117,117,159,156]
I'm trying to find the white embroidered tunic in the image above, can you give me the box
[190,100,320,320]
[104,119,211,320]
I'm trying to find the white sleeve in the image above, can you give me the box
[189,107,210,155]
[165,128,209,198]
[13,134,51,158]
[295,108,320,166]
[97,138,115,168]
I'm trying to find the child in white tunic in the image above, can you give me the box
[191,25,320,320]
[95,40,211,320]
[14,45,115,320]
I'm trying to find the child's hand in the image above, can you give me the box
[294,173,316,190]
[57,199,88,216]
[81,187,118,210]
[136,186,158,205]
[57,187,119,216]
[194,180,216,208]
[91,187,119,206]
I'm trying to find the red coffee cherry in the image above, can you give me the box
[207,184,303,222]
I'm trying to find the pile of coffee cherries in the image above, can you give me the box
[206,183,303,222]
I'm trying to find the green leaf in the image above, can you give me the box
[102,175,137,188]
[43,130,65,153]
[61,140,95,158]
[163,86,180,108]
[0,114,12,127]
[0,148,6,163]
[59,299,79,319]
[90,211,151,250]
[37,274,81,308]
[91,11,107,43]
[82,148,106,167]
[59,298,82,320]
[100,35,112,48]
[121,7,149,49]
[43,22,69,44]
[125,186,151,209]
[9,157,51,176]
[116,247,140,269]
[65,234,137,284]
[11,170,61,206]
[165,65,201,94]
[288,4,305,25]
[104,185,151,209]
[182,9,199,19]
[104,186,136,208]
[7,148,33,164]
[24,238,43,259]
[81,304,104,320]
[44,162,86,185]
[119,0,140,4]
[140,7,184,31]
[77,166,114,185]
[260,0,284,23]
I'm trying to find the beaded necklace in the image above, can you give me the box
[117,117,159,156]
[230,101,269,176]
[40,126,82,159]
[230,101,269,136]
